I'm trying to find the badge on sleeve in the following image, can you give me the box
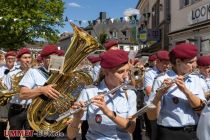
[95,114,102,124]
[172,97,179,104]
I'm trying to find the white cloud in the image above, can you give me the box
[68,2,81,8]
[124,8,140,16]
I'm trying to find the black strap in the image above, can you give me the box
[37,67,50,79]
[37,67,51,101]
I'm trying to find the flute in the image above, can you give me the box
[131,69,199,118]
[56,80,131,122]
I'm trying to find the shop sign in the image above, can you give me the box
[139,30,147,43]
[190,3,210,24]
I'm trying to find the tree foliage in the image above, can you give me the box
[98,32,107,50]
[0,0,64,50]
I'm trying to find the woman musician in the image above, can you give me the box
[196,55,210,140]
[147,43,206,140]
[67,49,137,140]
[197,56,210,99]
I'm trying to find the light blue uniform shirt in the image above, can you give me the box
[198,74,210,93]
[148,70,205,127]
[0,64,19,85]
[19,67,48,90]
[78,80,137,140]
[92,63,101,82]
[197,100,210,140]
[144,67,160,101]
[3,65,35,105]
[0,64,18,118]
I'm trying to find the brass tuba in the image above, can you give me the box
[27,22,100,132]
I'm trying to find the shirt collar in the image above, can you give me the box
[169,69,192,81]
[153,66,161,74]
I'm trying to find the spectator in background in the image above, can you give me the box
[104,39,119,50]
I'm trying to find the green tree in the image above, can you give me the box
[0,0,64,50]
[98,32,107,49]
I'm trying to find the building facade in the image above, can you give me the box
[84,12,139,51]
[169,0,210,55]
[136,0,170,55]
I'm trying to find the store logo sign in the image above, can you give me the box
[190,4,210,24]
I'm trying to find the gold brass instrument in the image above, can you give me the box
[130,66,144,88]
[27,22,100,132]
[0,71,25,106]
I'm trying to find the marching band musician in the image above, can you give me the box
[104,39,119,51]
[0,51,17,140]
[147,43,206,140]
[197,56,210,99]
[196,56,210,140]
[131,59,145,140]
[19,45,63,140]
[6,48,32,140]
[67,49,137,140]
[147,54,157,68]
[87,55,101,83]
[19,45,60,101]
[143,50,170,140]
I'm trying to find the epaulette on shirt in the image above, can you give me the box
[145,68,152,72]
[191,73,203,79]
[154,72,165,80]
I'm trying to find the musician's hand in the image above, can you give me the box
[40,84,60,100]
[176,76,188,93]
[71,101,85,119]
[158,78,173,96]
[92,95,109,115]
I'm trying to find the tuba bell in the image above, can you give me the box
[27,22,100,132]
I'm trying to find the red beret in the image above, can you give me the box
[5,51,16,58]
[134,59,139,65]
[100,49,128,69]
[36,55,42,62]
[156,50,169,60]
[87,56,101,64]
[197,56,210,66]
[104,39,118,50]
[171,43,197,59]
[40,44,58,58]
[148,54,157,62]
[57,50,65,56]
[17,48,31,58]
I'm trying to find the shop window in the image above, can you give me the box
[120,46,124,49]
[191,0,201,4]
[130,46,134,50]
[201,38,210,55]
[180,0,190,9]
[122,31,127,37]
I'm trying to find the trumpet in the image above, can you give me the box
[56,80,131,122]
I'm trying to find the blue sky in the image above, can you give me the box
[58,0,139,33]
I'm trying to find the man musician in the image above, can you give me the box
[6,48,32,140]
[0,51,17,140]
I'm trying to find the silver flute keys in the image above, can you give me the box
[56,79,131,122]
